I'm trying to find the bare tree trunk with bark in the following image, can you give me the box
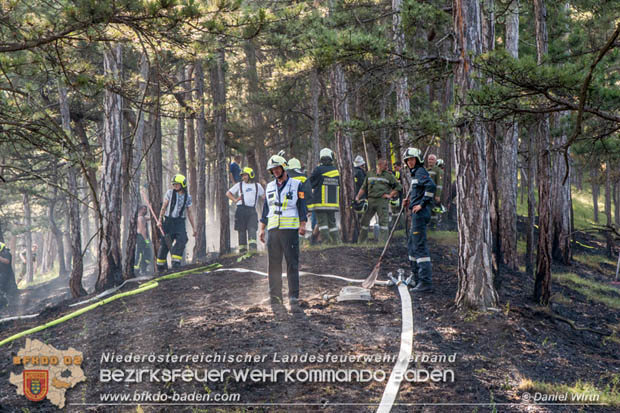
[96,44,124,291]
[453,0,499,310]
[392,0,410,150]
[23,192,33,283]
[497,0,520,270]
[329,64,357,242]
[551,113,572,264]
[591,167,600,223]
[185,65,198,204]
[310,69,321,170]
[210,49,230,254]
[193,60,207,260]
[177,65,187,177]
[244,41,269,181]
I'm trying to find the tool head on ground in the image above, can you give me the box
[436,159,444,168]
[362,261,382,289]
[241,167,255,180]
[319,147,334,164]
[336,286,372,302]
[267,155,288,179]
[287,158,302,171]
[353,155,366,167]
[172,174,187,189]
[403,147,423,166]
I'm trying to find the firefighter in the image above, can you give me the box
[353,155,366,196]
[427,154,443,228]
[0,241,18,309]
[258,155,308,308]
[134,205,152,275]
[308,148,340,244]
[156,174,197,272]
[287,158,312,241]
[355,158,402,243]
[226,167,264,253]
[404,147,436,292]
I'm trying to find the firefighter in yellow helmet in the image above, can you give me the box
[156,174,197,272]
[259,155,308,309]
[307,148,340,244]
[226,167,264,253]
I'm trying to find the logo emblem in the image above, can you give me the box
[23,370,48,402]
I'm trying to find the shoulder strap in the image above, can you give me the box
[240,182,245,206]
[254,183,259,206]
[169,190,177,217]
[179,191,188,217]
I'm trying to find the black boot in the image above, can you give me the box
[410,283,432,293]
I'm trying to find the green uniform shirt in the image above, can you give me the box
[362,170,402,199]
[428,166,443,199]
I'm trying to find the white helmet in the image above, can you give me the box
[403,147,423,164]
[319,147,334,161]
[353,155,365,167]
[267,155,288,171]
[436,159,444,168]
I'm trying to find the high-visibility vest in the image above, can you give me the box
[266,178,303,230]
[308,166,340,211]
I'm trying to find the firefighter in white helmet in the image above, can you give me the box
[307,148,340,244]
[403,148,435,293]
[259,155,308,309]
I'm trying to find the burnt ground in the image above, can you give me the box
[0,231,618,413]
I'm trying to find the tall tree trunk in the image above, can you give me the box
[147,78,163,260]
[329,64,357,242]
[193,60,207,260]
[244,40,268,181]
[605,161,614,257]
[48,184,67,277]
[533,0,552,305]
[379,85,391,160]
[310,69,321,170]
[177,65,187,177]
[63,196,73,270]
[185,65,198,204]
[22,192,33,283]
[392,0,410,149]
[591,167,599,223]
[614,179,619,227]
[497,0,519,270]
[453,0,499,310]
[68,167,86,297]
[210,49,230,254]
[96,44,124,291]
[551,112,572,264]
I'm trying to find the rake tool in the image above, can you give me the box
[362,185,413,289]
[141,189,173,250]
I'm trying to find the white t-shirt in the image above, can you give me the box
[228,182,264,207]
[164,189,192,218]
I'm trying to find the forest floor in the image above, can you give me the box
[0,228,619,412]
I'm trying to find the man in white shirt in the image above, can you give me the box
[226,167,264,253]
[156,174,197,272]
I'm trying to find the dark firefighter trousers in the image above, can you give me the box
[267,228,300,303]
[407,205,433,285]
[315,210,338,244]
[134,234,152,274]
[234,205,258,252]
[156,216,188,270]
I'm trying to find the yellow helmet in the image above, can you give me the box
[172,174,187,188]
[241,167,255,179]
[287,158,302,170]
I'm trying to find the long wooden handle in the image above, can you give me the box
[140,189,165,235]
[377,184,414,262]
